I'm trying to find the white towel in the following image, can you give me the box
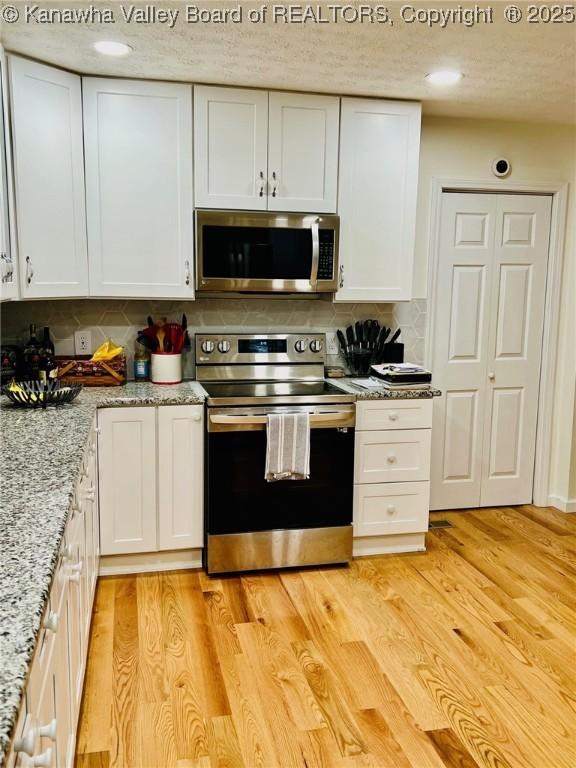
[265,412,310,482]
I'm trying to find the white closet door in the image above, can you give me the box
[431,192,551,510]
[267,92,339,213]
[194,86,268,210]
[84,78,194,298]
[9,57,88,298]
[480,194,551,506]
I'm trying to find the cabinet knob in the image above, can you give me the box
[15,724,38,755]
[85,487,95,502]
[62,544,73,561]
[43,611,59,633]
[32,748,53,767]
[388,412,398,421]
[39,719,57,742]
[387,455,397,464]
[193,414,202,422]
[386,505,396,515]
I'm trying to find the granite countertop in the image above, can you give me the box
[0,381,206,762]
[329,378,442,399]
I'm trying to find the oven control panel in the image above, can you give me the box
[196,333,326,365]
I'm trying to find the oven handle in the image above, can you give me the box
[310,217,320,290]
[208,410,354,432]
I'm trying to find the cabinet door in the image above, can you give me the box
[268,92,339,213]
[9,56,88,298]
[98,407,157,554]
[158,405,204,550]
[83,79,194,298]
[0,46,17,300]
[335,99,421,302]
[52,581,72,768]
[194,85,268,210]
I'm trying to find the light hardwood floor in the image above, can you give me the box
[76,506,576,768]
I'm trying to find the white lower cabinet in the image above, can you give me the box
[353,400,432,555]
[98,404,204,556]
[8,420,99,768]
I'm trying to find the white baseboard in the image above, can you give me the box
[99,548,203,575]
[353,532,426,557]
[547,496,576,513]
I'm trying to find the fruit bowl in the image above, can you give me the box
[2,380,83,409]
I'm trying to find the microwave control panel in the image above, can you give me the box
[318,230,335,281]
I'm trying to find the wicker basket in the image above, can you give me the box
[56,355,127,386]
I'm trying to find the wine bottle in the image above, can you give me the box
[38,327,57,385]
[24,324,42,380]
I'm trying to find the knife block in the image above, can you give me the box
[380,343,404,364]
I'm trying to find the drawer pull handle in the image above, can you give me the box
[387,455,397,464]
[43,611,59,633]
[32,748,53,767]
[39,719,57,742]
[386,505,396,515]
[15,724,37,755]
[388,412,398,421]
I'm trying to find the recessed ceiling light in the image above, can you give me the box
[93,41,132,57]
[425,70,463,85]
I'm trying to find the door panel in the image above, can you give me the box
[431,194,496,509]
[431,192,551,509]
[354,481,430,536]
[194,86,268,210]
[84,78,194,298]
[267,92,339,213]
[9,56,88,297]
[158,405,203,550]
[98,408,157,554]
[479,194,551,506]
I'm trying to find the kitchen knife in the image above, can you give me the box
[363,319,371,348]
[346,325,355,348]
[355,321,363,345]
[337,329,348,355]
[375,327,390,362]
[387,328,402,345]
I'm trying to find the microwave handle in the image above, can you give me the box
[310,217,320,290]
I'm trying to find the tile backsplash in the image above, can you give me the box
[0,297,427,378]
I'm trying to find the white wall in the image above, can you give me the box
[416,116,576,509]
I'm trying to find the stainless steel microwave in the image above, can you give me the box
[195,210,339,294]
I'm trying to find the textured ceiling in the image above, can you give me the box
[1,1,575,124]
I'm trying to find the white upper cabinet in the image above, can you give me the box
[0,46,17,301]
[194,85,269,210]
[9,57,89,298]
[267,92,339,213]
[335,99,421,302]
[83,78,194,298]
[194,86,339,213]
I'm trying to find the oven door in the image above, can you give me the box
[205,404,354,573]
[196,210,339,293]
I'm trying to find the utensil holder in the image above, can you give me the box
[151,353,182,384]
[380,343,404,364]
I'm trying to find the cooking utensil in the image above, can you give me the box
[337,329,348,355]
[355,321,363,345]
[387,328,402,345]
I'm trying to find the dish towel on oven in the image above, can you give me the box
[265,412,311,481]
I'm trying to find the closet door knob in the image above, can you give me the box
[387,455,397,464]
[488,372,495,381]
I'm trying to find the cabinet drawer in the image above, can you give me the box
[355,429,431,483]
[356,399,433,431]
[354,481,430,536]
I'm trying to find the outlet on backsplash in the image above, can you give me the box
[325,332,339,355]
[74,331,92,355]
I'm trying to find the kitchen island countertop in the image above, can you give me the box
[0,381,206,762]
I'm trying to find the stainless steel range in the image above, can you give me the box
[196,333,356,575]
